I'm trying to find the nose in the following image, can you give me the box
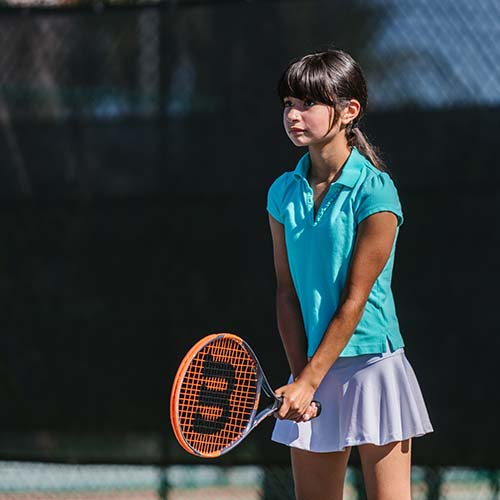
[286,107,300,123]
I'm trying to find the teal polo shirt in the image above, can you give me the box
[267,147,405,357]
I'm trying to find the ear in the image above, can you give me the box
[340,99,361,126]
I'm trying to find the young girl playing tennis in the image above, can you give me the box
[267,49,433,500]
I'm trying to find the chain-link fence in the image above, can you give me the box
[0,0,499,197]
[1,0,500,122]
[0,0,499,498]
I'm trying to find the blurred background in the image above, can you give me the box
[0,0,499,498]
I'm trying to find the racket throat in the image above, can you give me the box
[254,397,281,428]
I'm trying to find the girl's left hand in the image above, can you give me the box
[274,379,317,422]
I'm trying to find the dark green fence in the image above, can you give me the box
[0,1,499,497]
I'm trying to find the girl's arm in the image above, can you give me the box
[269,214,309,379]
[275,211,399,421]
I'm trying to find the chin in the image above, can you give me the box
[289,137,310,147]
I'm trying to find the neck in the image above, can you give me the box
[308,134,351,184]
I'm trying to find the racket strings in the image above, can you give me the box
[177,337,259,455]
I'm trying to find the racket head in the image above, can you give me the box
[170,333,263,458]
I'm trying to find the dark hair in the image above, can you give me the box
[278,49,386,171]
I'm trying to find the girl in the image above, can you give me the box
[267,49,433,500]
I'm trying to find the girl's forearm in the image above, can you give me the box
[276,289,309,379]
[297,298,365,390]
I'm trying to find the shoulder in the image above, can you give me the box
[266,170,295,223]
[268,152,310,197]
[268,170,295,198]
[354,160,403,226]
[359,163,399,196]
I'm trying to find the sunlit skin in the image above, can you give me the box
[277,96,362,421]
[271,96,412,499]
[276,98,399,421]
[283,97,360,213]
[283,97,339,147]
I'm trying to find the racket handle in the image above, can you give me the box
[311,400,321,417]
[274,398,322,419]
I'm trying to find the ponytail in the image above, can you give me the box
[346,124,387,172]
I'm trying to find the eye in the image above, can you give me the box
[304,99,316,107]
[283,99,292,108]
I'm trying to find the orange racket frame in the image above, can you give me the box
[170,333,321,458]
[170,333,286,458]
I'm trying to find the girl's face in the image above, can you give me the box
[282,96,339,147]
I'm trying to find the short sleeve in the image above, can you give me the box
[355,172,404,226]
[266,173,289,223]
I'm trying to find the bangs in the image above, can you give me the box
[278,56,336,105]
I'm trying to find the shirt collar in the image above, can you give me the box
[293,147,364,188]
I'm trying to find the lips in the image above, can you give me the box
[289,128,305,134]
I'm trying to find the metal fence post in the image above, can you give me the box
[158,467,170,500]
[488,468,500,500]
[352,466,367,500]
[425,466,443,500]
[262,465,294,500]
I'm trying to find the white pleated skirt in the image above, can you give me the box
[271,347,433,452]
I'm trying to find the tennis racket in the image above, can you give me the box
[170,332,321,458]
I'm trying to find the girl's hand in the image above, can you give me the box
[274,379,317,422]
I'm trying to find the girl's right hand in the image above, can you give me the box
[274,379,317,422]
[296,401,320,422]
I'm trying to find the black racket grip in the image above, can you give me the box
[274,398,322,419]
[311,400,322,418]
